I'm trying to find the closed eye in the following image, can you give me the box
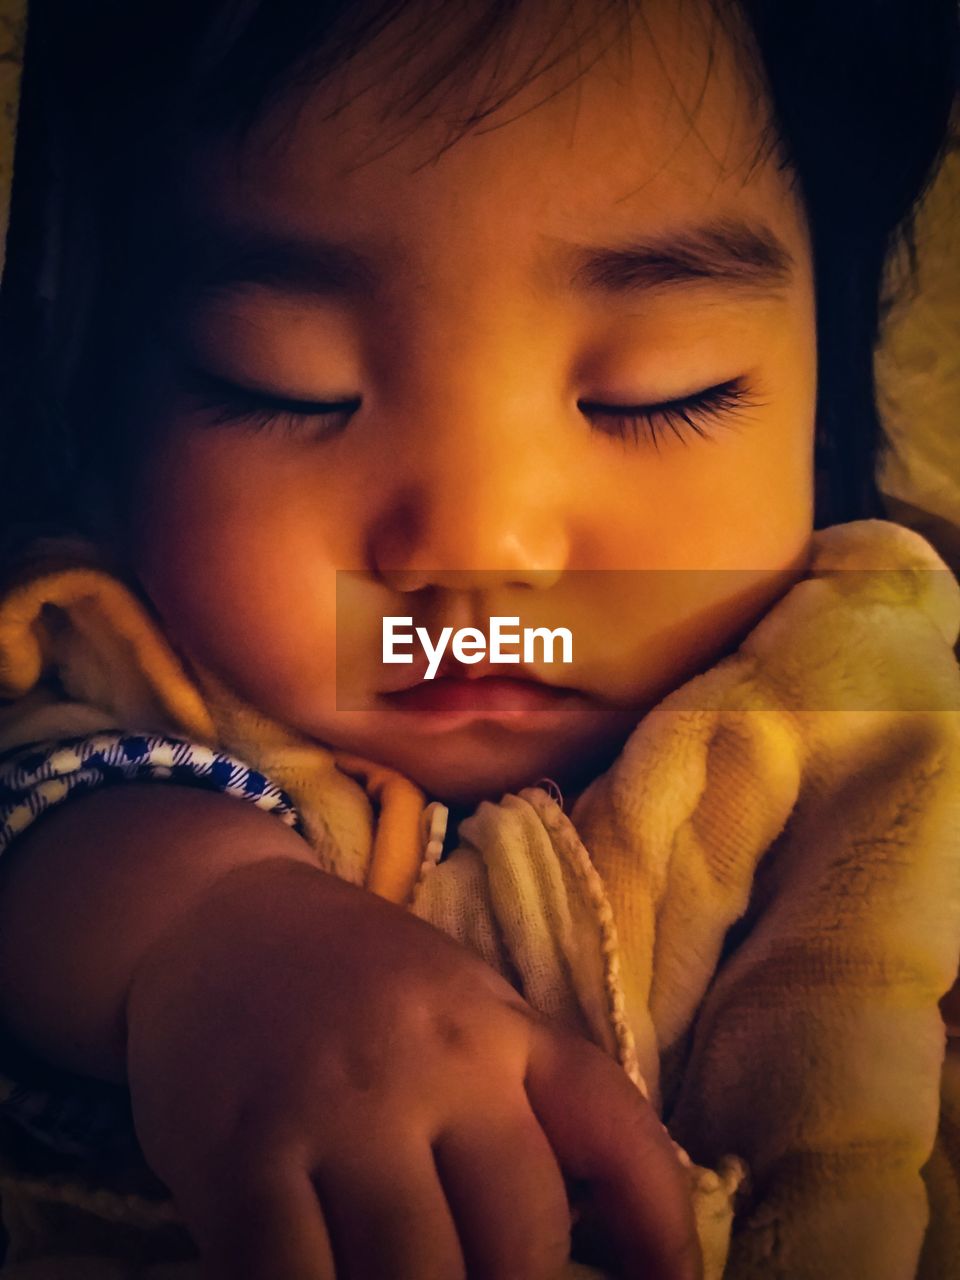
[578,377,759,449]
[184,367,360,437]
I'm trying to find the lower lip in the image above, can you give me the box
[380,676,580,718]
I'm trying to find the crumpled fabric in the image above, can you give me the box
[0,518,958,1279]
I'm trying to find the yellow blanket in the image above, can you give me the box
[0,518,958,1279]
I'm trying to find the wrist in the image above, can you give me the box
[0,786,319,1083]
[124,856,347,1041]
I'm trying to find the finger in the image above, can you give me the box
[525,1028,701,1280]
[314,1137,466,1280]
[181,1159,336,1280]
[433,1099,572,1279]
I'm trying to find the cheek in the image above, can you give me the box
[609,337,814,570]
[568,333,816,696]
[579,408,814,575]
[130,434,341,712]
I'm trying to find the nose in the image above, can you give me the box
[367,380,573,594]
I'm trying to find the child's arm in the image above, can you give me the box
[0,783,701,1280]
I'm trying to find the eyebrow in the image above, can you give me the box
[177,227,379,300]
[560,218,795,297]
[176,216,794,304]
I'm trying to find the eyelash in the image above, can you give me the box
[189,375,756,448]
[191,381,361,437]
[578,378,756,448]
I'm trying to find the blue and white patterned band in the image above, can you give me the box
[0,730,304,857]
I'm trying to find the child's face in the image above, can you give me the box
[127,1,816,803]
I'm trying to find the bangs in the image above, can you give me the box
[46,0,655,156]
[191,0,637,140]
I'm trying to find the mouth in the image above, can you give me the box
[379,674,581,716]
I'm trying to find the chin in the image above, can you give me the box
[391,755,546,807]
[377,731,624,807]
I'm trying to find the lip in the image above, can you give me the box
[379,675,579,716]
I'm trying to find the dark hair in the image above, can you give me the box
[1,0,957,561]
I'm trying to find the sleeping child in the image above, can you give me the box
[0,1,957,1276]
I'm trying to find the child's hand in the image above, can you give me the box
[126,859,700,1280]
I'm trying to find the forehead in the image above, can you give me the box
[176,0,807,280]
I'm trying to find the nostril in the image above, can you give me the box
[376,566,433,593]
[508,566,565,590]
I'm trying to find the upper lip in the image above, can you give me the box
[381,658,557,695]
